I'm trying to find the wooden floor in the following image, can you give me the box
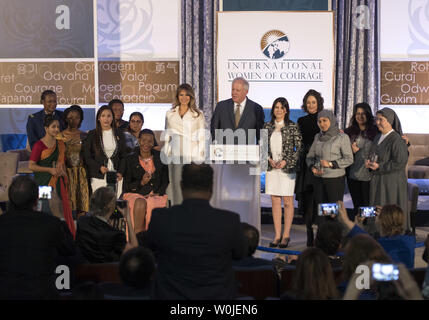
[258,222,429,268]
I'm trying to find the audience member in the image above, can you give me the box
[147,163,247,299]
[57,105,89,217]
[26,90,66,149]
[75,187,138,263]
[295,89,325,247]
[343,261,422,300]
[0,176,75,299]
[281,248,339,300]
[337,201,415,268]
[315,220,344,269]
[82,105,127,197]
[123,131,169,233]
[98,247,155,299]
[344,102,379,217]
[109,99,129,132]
[233,223,273,267]
[28,114,75,236]
[339,234,392,299]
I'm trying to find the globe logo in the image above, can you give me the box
[261,30,290,60]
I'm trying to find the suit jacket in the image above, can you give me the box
[147,199,247,300]
[26,110,66,149]
[123,150,169,196]
[210,97,265,144]
[82,129,127,179]
[75,215,126,263]
[0,209,75,299]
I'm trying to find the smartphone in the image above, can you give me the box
[359,206,377,218]
[372,263,399,281]
[38,186,53,199]
[318,203,339,216]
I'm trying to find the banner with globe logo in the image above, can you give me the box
[261,30,290,60]
[217,11,334,110]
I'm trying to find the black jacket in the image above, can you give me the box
[123,150,169,196]
[0,209,75,299]
[75,215,126,263]
[82,129,127,179]
[147,199,247,300]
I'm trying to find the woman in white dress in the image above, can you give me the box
[264,97,302,248]
[163,84,205,205]
[83,105,127,198]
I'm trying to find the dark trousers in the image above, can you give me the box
[313,175,346,205]
[347,178,370,217]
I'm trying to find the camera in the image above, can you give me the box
[38,185,53,199]
[116,199,128,209]
[359,206,377,218]
[318,203,339,216]
[372,263,399,281]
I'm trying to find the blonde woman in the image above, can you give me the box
[164,84,205,205]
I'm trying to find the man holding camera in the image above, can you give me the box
[75,187,138,263]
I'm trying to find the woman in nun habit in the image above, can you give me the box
[365,108,409,231]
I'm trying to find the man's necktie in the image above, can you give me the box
[235,104,241,127]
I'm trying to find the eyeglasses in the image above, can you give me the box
[130,120,142,124]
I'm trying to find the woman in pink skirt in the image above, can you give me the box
[123,131,169,234]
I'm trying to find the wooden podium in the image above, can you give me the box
[209,144,261,233]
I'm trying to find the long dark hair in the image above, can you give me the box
[270,97,290,124]
[345,102,378,141]
[94,105,118,155]
[301,89,324,113]
[291,248,338,300]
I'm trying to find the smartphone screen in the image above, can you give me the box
[372,263,399,281]
[359,206,377,218]
[38,186,53,199]
[318,203,339,216]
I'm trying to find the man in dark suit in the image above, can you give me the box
[147,164,247,300]
[109,99,129,132]
[211,77,265,145]
[0,176,75,299]
[26,90,66,149]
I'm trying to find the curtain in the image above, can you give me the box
[333,0,379,129]
[181,0,219,127]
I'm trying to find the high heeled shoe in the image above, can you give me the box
[269,237,282,247]
[279,237,290,248]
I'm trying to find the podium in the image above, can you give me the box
[209,145,261,233]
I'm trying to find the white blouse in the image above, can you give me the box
[164,106,205,163]
[102,129,116,170]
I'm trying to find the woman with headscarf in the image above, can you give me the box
[365,108,409,230]
[306,110,353,234]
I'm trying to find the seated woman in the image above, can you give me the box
[280,248,339,300]
[28,115,75,237]
[337,201,415,268]
[75,187,138,263]
[123,131,169,233]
